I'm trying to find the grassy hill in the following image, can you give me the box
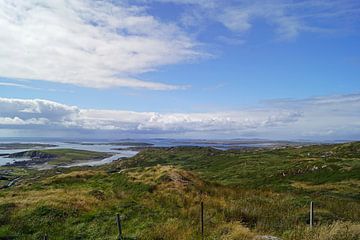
[120,144,360,189]
[0,142,360,239]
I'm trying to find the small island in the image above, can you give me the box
[77,142,154,147]
[7,149,111,167]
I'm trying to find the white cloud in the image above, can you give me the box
[0,82,40,90]
[0,97,300,136]
[262,94,360,139]
[0,0,357,91]
[0,97,78,122]
[217,7,252,32]
[0,81,74,93]
[0,0,203,89]
[0,94,360,139]
[76,109,300,132]
[154,0,360,40]
[0,117,48,126]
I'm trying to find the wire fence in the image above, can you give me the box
[40,201,316,239]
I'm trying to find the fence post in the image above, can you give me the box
[116,213,123,240]
[309,201,314,228]
[201,201,204,240]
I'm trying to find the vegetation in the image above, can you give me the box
[0,167,31,189]
[0,142,359,239]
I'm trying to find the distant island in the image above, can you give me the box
[0,143,57,150]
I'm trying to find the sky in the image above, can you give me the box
[0,0,360,140]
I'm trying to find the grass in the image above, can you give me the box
[117,144,360,194]
[41,149,110,165]
[0,142,359,239]
[0,166,33,189]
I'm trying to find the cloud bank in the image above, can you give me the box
[0,97,299,133]
[0,0,202,89]
[1,94,360,139]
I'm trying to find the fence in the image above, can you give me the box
[41,201,316,239]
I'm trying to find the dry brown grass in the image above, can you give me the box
[0,188,100,211]
[126,165,204,191]
[138,218,195,240]
[1,162,359,239]
[218,222,255,240]
[41,170,106,184]
[284,221,360,240]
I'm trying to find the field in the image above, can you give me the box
[0,142,359,239]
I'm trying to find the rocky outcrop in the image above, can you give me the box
[0,175,9,180]
[8,150,56,159]
[254,236,281,240]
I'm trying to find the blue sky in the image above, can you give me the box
[0,0,360,139]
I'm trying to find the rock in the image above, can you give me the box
[8,150,56,159]
[0,175,9,180]
[254,236,281,240]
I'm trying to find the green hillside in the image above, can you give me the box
[0,142,359,239]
